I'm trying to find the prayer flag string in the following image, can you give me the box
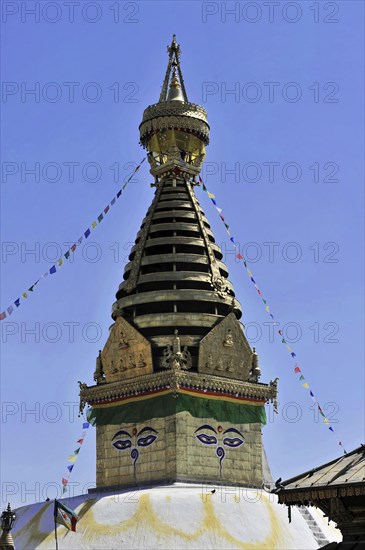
[0,158,146,320]
[61,421,91,494]
[199,176,346,453]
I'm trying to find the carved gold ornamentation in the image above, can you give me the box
[138,354,146,368]
[79,367,277,416]
[249,347,261,383]
[141,102,208,125]
[101,317,153,383]
[198,313,253,381]
[160,330,192,370]
[93,350,106,384]
[223,329,234,347]
[110,360,118,374]
[118,331,129,349]
[216,358,224,372]
[212,276,231,298]
[139,101,210,149]
[166,143,182,162]
[226,358,234,372]
[205,354,213,370]
[140,115,210,146]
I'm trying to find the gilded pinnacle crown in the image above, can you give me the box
[139,36,210,179]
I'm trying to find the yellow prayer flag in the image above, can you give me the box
[265,306,269,312]
[57,258,63,267]
[303,383,309,388]
[323,418,329,424]
[207,192,215,199]
[67,455,77,462]
[22,293,28,299]
[91,222,97,229]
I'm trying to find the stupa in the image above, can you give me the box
[11,36,342,550]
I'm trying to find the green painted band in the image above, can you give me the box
[87,393,266,426]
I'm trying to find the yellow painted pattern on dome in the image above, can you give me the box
[14,499,98,549]
[13,492,287,549]
[14,502,52,548]
[77,492,279,549]
[12,504,32,522]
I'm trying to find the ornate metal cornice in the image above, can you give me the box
[79,369,277,413]
[148,158,202,179]
[276,484,365,533]
[277,483,365,504]
[139,103,210,147]
[141,101,208,125]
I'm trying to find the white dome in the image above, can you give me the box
[13,483,341,549]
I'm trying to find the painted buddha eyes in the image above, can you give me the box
[194,425,245,479]
[137,433,157,447]
[222,437,244,448]
[194,425,245,448]
[113,438,132,451]
[196,433,218,445]
[222,428,245,447]
[112,427,158,452]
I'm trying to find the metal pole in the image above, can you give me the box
[54,522,58,550]
[54,501,58,550]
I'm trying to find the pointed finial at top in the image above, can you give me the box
[168,34,180,59]
[159,35,188,103]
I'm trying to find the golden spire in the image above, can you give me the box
[159,34,188,102]
[167,66,184,101]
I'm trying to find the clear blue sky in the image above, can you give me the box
[1,1,364,508]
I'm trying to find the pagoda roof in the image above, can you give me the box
[275,445,365,498]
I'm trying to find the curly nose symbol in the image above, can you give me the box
[216,446,225,479]
[131,448,139,480]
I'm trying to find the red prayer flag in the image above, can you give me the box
[54,500,78,532]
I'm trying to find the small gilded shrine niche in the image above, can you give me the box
[160,330,192,370]
[198,312,257,381]
[95,317,153,384]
